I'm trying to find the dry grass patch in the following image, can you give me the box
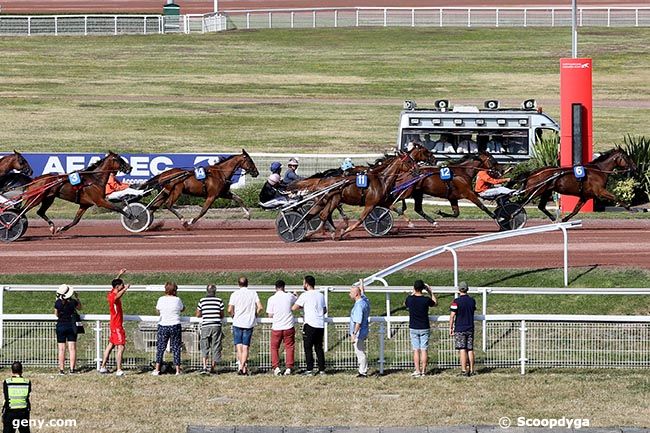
[23,369,650,433]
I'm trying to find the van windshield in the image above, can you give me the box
[401,129,529,156]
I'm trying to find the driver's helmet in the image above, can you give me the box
[267,173,281,186]
[489,168,503,178]
[269,161,282,174]
[340,158,355,171]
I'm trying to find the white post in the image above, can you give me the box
[0,286,4,349]
[355,9,359,27]
[551,8,555,27]
[445,247,459,289]
[114,15,117,35]
[411,8,415,27]
[28,17,31,36]
[607,8,610,27]
[268,11,272,29]
[385,292,391,338]
[523,8,527,27]
[383,8,387,27]
[334,10,338,28]
[291,11,294,28]
[54,16,58,36]
[572,0,578,57]
[246,12,250,29]
[213,0,218,14]
[144,16,147,35]
[519,320,527,375]
[561,225,569,287]
[159,16,163,34]
[439,8,443,27]
[467,8,471,27]
[495,8,499,27]
[378,321,385,375]
[323,288,329,352]
[482,288,487,352]
[312,10,316,28]
[95,320,102,371]
[635,9,639,27]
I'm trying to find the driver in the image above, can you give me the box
[474,169,515,200]
[105,173,145,201]
[259,173,290,208]
[340,158,355,175]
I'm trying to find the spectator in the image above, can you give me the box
[349,280,370,378]
[196,284,225,375]
[228,276,263,376]
[486,136,503,154]
[283,158,302,184]
[105,173,145,201]
[99,269,129,376]
[432,133,455,153]
[292,275,327,376]
[2,361,31,433]
[266,279,297,376]
[54,284,81,375]
[404,280,437,377]
[152,282,185,376]
[449,281,477,377]
[474,168,515,200]
[456,135,478,153]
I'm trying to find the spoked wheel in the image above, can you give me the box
[121,203,153,233]
[363,206,394,237]
[276,211,308,243]
[0,211,26,243]
[494,201,527,231]
[300,201,324,234]
[19,215,29,237]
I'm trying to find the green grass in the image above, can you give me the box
[3,268,650,317]
[0,27,649,153]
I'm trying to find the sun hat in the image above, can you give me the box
[267,173,281,186]
[56,284,75,299]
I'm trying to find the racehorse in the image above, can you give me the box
[519,147,637,222]
[21,151,133,234]
[399,151,499,222]
[142,149,259,227]
[0,151,33,193]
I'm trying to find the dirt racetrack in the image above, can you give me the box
[1,218,648,274]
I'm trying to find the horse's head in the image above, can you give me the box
[477,150,499,171]
[613,148,637,174]
[13,150,33,177]
[240,149,259,178]
[104,151,132,174]
[408,143,436,165]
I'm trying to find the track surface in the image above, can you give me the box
[1,218,648,274]
[2,0,645,14]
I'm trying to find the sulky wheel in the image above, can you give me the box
[0,211,25,243]
[121,203,153,233]
[275,211,308,243]
[19,215,29,237]
[300,200,324,234]
[494,201,528,231]
[363,206,394,237]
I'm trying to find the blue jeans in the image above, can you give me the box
[232,326,253,346]
[410,328,430,350]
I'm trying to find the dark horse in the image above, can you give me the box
[520,147,637,222]
[141,149,259,227]
[0,151,33,194]
[399,151,499,222]
[20,151,133,234]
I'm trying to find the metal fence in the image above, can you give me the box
[224,7,650,30]
[1,314,648,374]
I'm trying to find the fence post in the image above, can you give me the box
[561,225,569,287]
[28,17,31,36]
[551,8,555,27]
[246,12,250,29]
[524,8,527,27]
[467,8,471,27]
[439,8,443,27]
[355,9,359,27]
[291,11,294,28]
[324,288,329,352]
[144,16,147,34]
[312,10,316,28]
[607,8,610,27]
[444,247,459,289]
[334,10,338,28]
[519,319,527,375]
[114,15,117,35]
[385,292,391,339]
[268,11,272,29]
[0,286,4,349]
[482,288,487,352]
[383,8,387,27]
[411,8,415,27]
[95,320,102,371]
[378,321,385,375]
[54,16,58,36]
[496,8,499,27]
[635,8,639,27]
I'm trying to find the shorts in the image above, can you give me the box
[56,322,77,343]
[409,328,430,350]
[109,326,126,346]
[232,326,253,346]
[454,331,474,350]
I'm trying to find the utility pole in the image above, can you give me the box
[572,0,578,57]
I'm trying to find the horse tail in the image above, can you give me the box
[137,174,164,191]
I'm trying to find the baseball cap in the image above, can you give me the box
[458,281,469,292]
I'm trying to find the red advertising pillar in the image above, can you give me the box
[559,58,593,212]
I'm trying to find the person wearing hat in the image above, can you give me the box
[269,161,282,176]
[449,281,477,377]
[283,158,302,184]
[340,158,355,175]
[54,284,82,375]
[259,173,289,208]
[3,361,31,433]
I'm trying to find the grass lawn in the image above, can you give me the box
[0,27,649,153]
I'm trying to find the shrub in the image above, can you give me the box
[619,134,650,205]
[531,134,560,169]
[611,178,639,204]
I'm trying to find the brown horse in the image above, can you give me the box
[400,151,499,222]
[143,149,259,226]
[520,147,637,222]
[0,151,33,193]
[21,151,133,234]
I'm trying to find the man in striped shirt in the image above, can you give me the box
[196,284,225,374]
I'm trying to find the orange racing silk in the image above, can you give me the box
[105,174,129,195]
[474,171,505,193]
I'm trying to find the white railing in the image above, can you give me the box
[223,7,650,30]
[0,313,648,374]
[0,15,164,36]
[249,152,383,180]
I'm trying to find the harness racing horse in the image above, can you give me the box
[142,149,259,227]
[21,151,133,234]
[0,151,33,194]
[520,147,637,222]
[400,151,499,222]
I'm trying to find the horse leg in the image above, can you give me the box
[537,190,557,221]
[338,205,375,240]
[412,190,437,225]
[598,189,631,211]
[56,205,91,233]
[562,197,587,222]
[390,202,413,228]
[336,204,349,228]
[222,191,251,220]
[35,195,57,234]
[463,192,496,219]
[162,185,187,225]
[188,195,218,226]
[436,199,461,218]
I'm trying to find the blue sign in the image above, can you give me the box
[356,174,368,188]
[0,153,237,185]
[440,167,453,181]
[573,165,586,179]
